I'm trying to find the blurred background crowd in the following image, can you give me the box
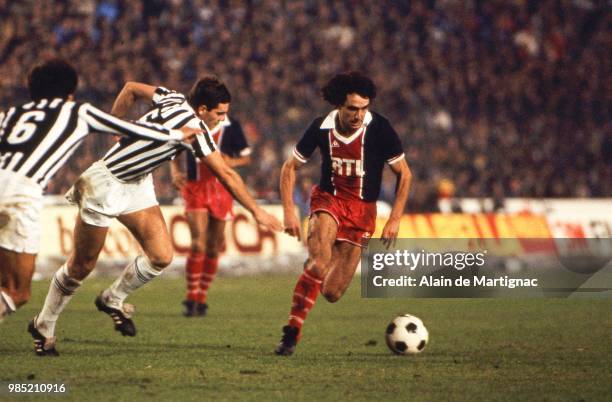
[0,0,609,212]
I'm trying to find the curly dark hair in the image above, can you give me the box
[28,58,78,101]
[188,76,231,110]
[321,71,377,106]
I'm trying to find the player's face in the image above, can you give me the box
[337,93,369,134]
[199,102,230,129]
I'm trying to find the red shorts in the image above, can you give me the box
[182,179,234,221]
[309,186,376,248]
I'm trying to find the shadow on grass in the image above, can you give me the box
[60,338,252,353]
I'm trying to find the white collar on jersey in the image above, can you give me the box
[319,109,373,130]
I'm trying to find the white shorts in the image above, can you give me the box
[0,170,43,254]
[66,161,159,227]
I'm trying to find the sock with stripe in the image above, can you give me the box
[0,290,17,321]
[35,263,82,338]
[185,253,204,302]
[287,271,322,338]
[102,255,161,309]
[197,256,219,304]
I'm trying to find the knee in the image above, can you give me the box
[11,288,31,307]
[205,249,220,259]
[67,254,97,280]
[190,236,206,255]
[205,239,224,259]
[305,255,331,279]
[322,288,342,303]
[147,248,174,269]
[71,254,97,271]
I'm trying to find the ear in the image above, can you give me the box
[197,105,208,116]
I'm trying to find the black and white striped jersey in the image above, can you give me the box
[102,87,217,182]
[0,98,185,189]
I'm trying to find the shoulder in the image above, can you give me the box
[306,116,327,132]
[368,111,399,137]
[368,111,393,130]
[154,86,180,96]
[224,117,242,131]
[153,87,186,103]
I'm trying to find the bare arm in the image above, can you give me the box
[222,153,251,168]
[110,82,157,118]
[201,151,282,231]
[170,158,186,190]
[381,158,412,248]
[279,156,304,239]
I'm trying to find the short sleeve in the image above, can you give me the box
[151,87,186,107]
[191,121,218,158]
[378,119,404,164]
[220,119,250,157]
[293,119,321,162]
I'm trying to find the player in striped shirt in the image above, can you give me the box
[0,59,201,326]
[29,78,282,356]
[168,78,251,317]
[275,72,412,356]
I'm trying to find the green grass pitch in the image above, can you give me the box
[1,275,610,401]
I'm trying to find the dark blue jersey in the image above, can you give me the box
[293,110,404,202]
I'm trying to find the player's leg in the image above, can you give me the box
[31,215,108,355]
[320,241,362,302]
[95,205,172,336]
[99,205,172,312]
[0,248,36,319]
[183,210,207,316]
[275,212,337,356]
[196,215,226,315]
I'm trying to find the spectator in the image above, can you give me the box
[0,0,608,208]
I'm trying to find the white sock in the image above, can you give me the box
[35,263,82,338]
[102,256,161,309]
[0,290,17,321]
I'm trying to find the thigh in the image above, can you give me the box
[322,241,363,297]
[205,216,226,253]
[118,205,172,261]
[67,214,108,279]
[304,212,338,277]
[0,247,36,293]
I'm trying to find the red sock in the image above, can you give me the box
[197,256,219,304]
[185,253,204,302]
[288,271,322,335]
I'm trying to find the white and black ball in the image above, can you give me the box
[385,314,429,355]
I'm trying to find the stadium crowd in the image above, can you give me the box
[0,0,609,211]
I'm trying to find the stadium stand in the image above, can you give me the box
[0,0,608,210]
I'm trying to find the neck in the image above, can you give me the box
[335,116,358,136]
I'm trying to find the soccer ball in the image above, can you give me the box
[385,314,429,355]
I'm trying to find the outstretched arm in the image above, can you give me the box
[222,153,251,168]
[381,158,412,248]
[279,156,304,240]
[79,103,200,143]
[169,158,186,190]
[201,151,283,232]
[110,82,157,118]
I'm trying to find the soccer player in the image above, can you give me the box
[169,77,250,317]
[0,59,200,323]
[274,72,412,356]
[29,79,282,356]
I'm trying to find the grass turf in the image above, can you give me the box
[1,275,610,401]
